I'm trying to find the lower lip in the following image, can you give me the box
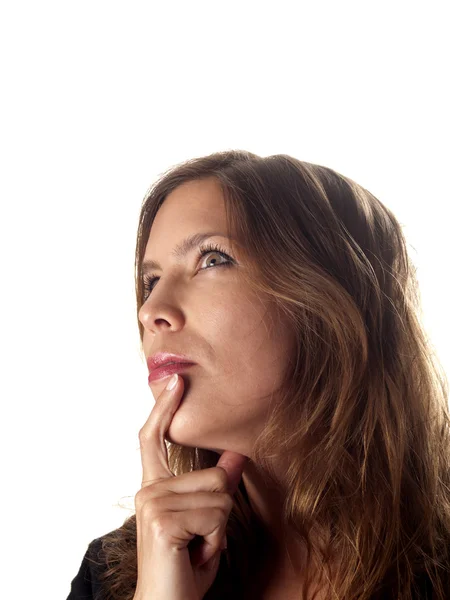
[148,363,196,383]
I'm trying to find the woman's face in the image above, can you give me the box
[139,177,295,457]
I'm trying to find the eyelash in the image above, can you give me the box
[142,242,234,299]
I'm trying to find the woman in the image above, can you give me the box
[67,150,450,599]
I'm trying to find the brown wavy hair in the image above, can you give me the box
[87,149,450,599]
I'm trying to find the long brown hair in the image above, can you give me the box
[89,150,450,599]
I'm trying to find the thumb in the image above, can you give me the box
[216,450,249,495]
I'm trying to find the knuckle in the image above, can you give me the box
[140,499,159,523]
[134,487,156,513]
[135,497,163,529]
[212,467,229,490]
[134,488,147,512]
[222,493,234,513]
[138,427,149,445]
[150,513,170,539]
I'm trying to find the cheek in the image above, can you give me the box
[207,296,292,389]
[207,295,271,349]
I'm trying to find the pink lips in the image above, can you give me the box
[148,362,195,383]
[147,352,195,371]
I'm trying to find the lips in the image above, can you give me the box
[147,352,196,374]
[148,362,196,383]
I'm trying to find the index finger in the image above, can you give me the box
[139,373,184,488]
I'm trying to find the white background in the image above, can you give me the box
[1,1,448,599]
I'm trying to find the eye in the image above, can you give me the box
[142,242,235,300]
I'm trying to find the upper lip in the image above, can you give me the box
[147,352,196,373]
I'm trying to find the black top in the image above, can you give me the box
[67,536,107,600]
[67,532,437,600]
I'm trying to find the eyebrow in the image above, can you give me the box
[142,232,232,274]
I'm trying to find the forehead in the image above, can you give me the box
[143,178,229,266]
[154,178,226,229]
[162,179,224,214]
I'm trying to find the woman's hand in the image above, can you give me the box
[133,373,249,600]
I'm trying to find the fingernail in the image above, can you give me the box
[166,374,178,391]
